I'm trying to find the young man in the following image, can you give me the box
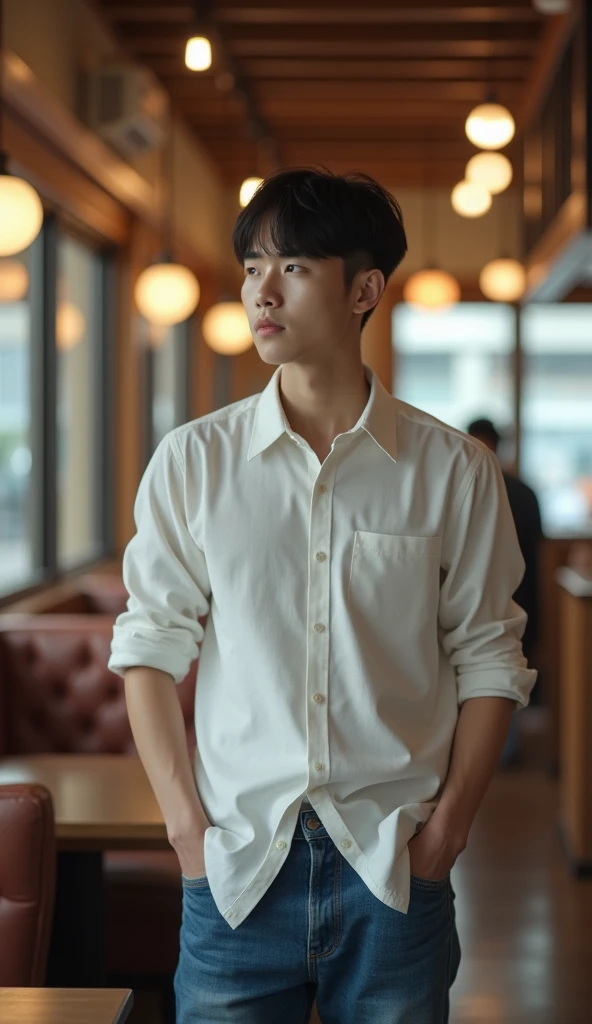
[109,169,536,1024]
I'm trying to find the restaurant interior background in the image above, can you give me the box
[0,1,591,1022]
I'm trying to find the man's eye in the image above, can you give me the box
[285,264,301,273]
[245,267,257,275]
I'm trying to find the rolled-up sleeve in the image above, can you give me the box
[439,448,537,708]
[108,432,210,684]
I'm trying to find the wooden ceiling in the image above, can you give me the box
[96,0,553,189]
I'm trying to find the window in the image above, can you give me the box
[393,303,516,461]
[0,244,42,596]
[521,305,592,536]
[56,234,105,568]
[143,319,192,456]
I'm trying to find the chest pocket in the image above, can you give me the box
[348,532,441,633]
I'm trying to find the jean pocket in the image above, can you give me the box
[410,873,449,892]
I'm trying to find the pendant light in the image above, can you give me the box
[479,258,526,302]
[0,258,29,301]
[239,176,263,208]
[478,196,525,303]
[465,103,515,150]
[202,300,253,355]
[186,37,212,72]
[0,2,43,256]
[465,30,515,152]
[466,152,513,195]
[451,181,492,218]
[56,300,86,351]
[404,269,461,310]
[185,1,213,71]
[135,128,200,327]
[403,170,460,311]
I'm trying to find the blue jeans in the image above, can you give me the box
[175,807,461,1023]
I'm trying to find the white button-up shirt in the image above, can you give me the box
[109,366,536,929]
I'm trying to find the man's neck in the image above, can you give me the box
[278,360,371,459]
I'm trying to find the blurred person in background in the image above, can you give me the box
[468,418,543,764]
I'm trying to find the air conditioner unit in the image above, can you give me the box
[86,64,169,158]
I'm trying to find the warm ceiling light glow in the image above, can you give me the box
[239,177,263,208]
[451,181,492,217]
[479,259,526,302]
[0,174,43,256]
[56,301,86,351]
[403,269,461,311]
[0,260,29,302]
[185,36,212,72]
[202,301,253,355]
[533,1,570,13]
[466,152,513,194]
[465,103,515,149]
[135,263,200,326]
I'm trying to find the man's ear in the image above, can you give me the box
[351,269,385,316]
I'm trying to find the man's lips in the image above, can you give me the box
[255,319,284,335]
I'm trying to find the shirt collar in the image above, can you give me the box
[247,364,398,464]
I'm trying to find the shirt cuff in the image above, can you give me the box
[109,625,197,685]
[457,667,537,709]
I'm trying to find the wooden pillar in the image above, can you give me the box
[361,295,393,393]
[114,221,156,556]
[558,569,592,872]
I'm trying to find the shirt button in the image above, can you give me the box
[313,623,325,633]
[319,485,327,494]
[315,552,326,562]
[313,693,325,704]
[276,840,287,851]
[342,839,352,850]
[315,762,324,772]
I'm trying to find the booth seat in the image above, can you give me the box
[3,573,129,617]
[0,783,56,986]
[0,615,200,982]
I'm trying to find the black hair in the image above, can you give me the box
[233,168,407,327]
[467,418,501,449]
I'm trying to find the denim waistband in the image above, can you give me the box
[293,808,330,841]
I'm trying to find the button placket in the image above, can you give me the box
[306,468,334,790]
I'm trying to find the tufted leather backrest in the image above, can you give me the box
[0,617,198,756]
[0,784,56,986]
[3,573,129,617]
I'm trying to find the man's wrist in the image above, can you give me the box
[428,802,471,853]
[165,802,210,844]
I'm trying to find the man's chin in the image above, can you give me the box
[254,338,297,366]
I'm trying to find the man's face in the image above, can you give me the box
[241,242,368,367]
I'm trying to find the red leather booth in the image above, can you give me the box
[0,783,56,986]
[0,613,199,984]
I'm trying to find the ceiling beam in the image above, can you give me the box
[205,139,479,161]
[178,98,496,120]
[132,38,536,60]
[165,79,524,102]
[237,58,527,80]
[102,5,540,26]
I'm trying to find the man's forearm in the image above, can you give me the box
[425,695,514,857]
[432,696,514,844]
[124,667,210,842]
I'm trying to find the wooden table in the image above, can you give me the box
[0,754,168,851]
[0,988,133,1023]
[557,567,592,874]
[0,755,169,987]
